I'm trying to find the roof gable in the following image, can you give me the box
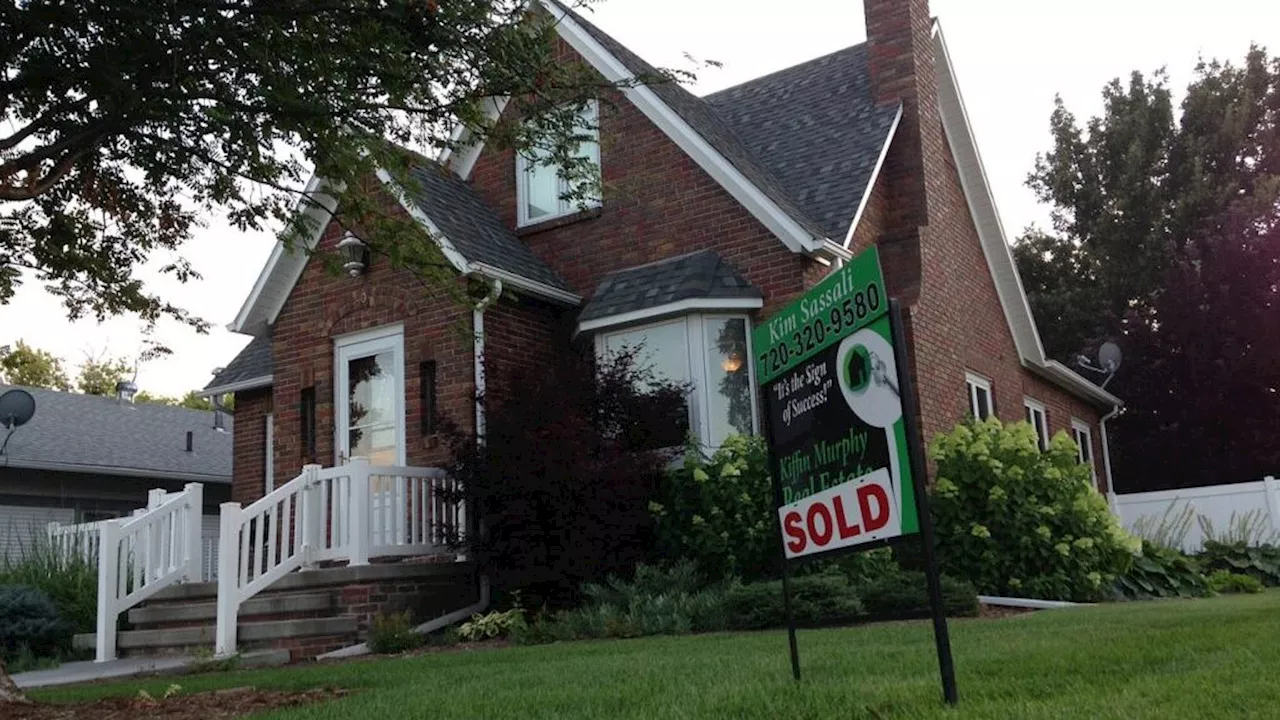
[704,45,902,242]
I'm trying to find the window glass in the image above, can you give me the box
[704,317,754,446]
[519,103,600,225]
[1025,400,1048,450]
[603,321,690,390]
[966,374,992,420]
[1073,423,1093,466]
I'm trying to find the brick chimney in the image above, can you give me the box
[863,0,944,305]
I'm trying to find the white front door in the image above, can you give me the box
[335,325,406,546]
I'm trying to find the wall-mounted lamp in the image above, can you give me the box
[337,232,369,278]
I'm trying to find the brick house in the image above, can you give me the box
[205,0,1121,513]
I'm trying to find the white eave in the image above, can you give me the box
[931,21,1120,409]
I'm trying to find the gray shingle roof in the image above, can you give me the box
[579,250,761,323]
[402,163,570,291]
[0,385,232,482]
[204,333,272,392]
[562,6,832,243]
[704,45,902,241]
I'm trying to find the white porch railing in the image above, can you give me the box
[47,518,112,564]
[215,458,462,656]
[95,483,205,662]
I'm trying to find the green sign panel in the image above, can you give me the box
[753,246,919,559]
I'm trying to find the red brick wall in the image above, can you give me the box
[230,218,480,503]
[467,48,828,318]
[861,0,1108,488]
[231,389,272,505]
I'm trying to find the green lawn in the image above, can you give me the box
[32,592,1280,719]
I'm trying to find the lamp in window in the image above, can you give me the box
[337,232,369,278]
[721,352,744,373]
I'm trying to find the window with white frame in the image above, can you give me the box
[598,314,757,448]
[517,101,601,227]
[1025,398,1049,450]
[965,372,993,420]
[1071,419,1095,478]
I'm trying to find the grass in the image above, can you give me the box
[29,592,1280,719]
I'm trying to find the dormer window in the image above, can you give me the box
[517,101,601,227]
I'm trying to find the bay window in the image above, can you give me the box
[598,314,758,448]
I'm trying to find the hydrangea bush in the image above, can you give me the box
[929,418,1136,601]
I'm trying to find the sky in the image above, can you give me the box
[1,0,1276,397]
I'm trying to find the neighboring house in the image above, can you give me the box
[205,0,1121,511]
[0,385,232,561]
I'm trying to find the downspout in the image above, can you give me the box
[1099,404,1121,514]
[472,279,503,444]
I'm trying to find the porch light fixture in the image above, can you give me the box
[337,232,369,278]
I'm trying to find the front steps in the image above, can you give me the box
[76,560,477,662]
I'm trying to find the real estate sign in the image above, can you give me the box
[753,246,919,560]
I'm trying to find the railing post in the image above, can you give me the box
[349,458,371,566]
[95,519,120,663]
[185,483,204,584]
[1264,476,1280,536]
[301,464,322,569]
[215,501,242,657]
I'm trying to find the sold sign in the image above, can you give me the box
[777,468,901,559]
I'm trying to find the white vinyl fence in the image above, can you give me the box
[1113,476,1280,553]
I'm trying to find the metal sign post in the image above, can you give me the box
[753,247,957,704]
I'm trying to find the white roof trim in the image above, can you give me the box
[2,457,231,484]
[541,0,828,257]
[449,97,511,180]
[577,296,763,334]
[230,172,338,335]
[468,262,582,305]
[843,103,903,248]
[201,374,274,397]
[932,22,1119,409]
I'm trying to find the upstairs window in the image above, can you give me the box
[1072,419,1096,479]
[598,314,757,449]
[517,101,601,226]
[965,372,993,420]
[1024,398,1049,451]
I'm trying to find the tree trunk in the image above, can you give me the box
[0,659,30,704]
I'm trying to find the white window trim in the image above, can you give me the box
[594,312,760,447]
[333,323,407,466]
[965,372,993,420]
[1024,398,1049,450]
[1071,418,1096,478]
[516,100,602,228]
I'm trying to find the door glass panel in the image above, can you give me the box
[704,317,754,446]
[347,350,398,465]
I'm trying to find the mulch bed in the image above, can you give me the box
[7,686,349,720]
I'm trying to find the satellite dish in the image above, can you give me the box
[0,389,36,429]
[1098,342,1123,373]
[0,388,36,456]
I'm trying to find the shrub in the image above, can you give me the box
[0,585,70,660]
[0,541,97,634]
[857,571,980,619]
[1197,540,1280,586]
[929,418,1137,601]
[445,347,687,608]
[1206,570,1265,594]
[722,573,863,631]
[457,608,527,642]
[367,610,422,654]
[828,547,900,585]
[1115,540,1210,599]
[650,435,778,582]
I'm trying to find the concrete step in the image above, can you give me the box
[74,616,359,653]
[128,591,334,626]
[145,560,473,603]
